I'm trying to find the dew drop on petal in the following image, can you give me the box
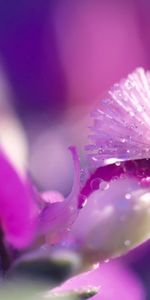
[98,147,104,155]
[92,263,100,270]
[141,177,150,187]
[92,156,98,162]
[120,174,126,179]
[79,195,88,208]
[90,178,101,191]
[99,181,110,191]
[80,169,87,184]
[120,137,126,143]
[112,176,119,182]
[124,240,131,247]
[125,193,131,200]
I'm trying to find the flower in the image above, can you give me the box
[86,68,150,167]
[64,68,150,265]
[1,67,150,299]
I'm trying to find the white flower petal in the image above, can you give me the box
[86,68,150,167]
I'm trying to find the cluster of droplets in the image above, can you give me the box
[80,168,89,186]
[85,68,150,168]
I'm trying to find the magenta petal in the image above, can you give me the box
[0,150,37,249]
[38,146,80,244]
[81,158,150,200]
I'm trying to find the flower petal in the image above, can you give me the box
[0,150,37,249]
[50,261,145,300]
[38,146,80,244]
[85,68,150,168]
[72,176,150,263]
[80,158,150,202]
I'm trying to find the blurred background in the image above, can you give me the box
[0,1,150,299]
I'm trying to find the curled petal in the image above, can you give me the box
[86,68,150,168]
[81,158,150,201]
[72,176,150,263]
[38,146,80,244]
[0,150,37,249]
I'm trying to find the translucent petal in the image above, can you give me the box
[72,176,150,263]
[86,68,150,167]
[38,147,80,244]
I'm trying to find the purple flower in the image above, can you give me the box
[86,68,150,167]
[2,68,150,275]
[65,68,150,264]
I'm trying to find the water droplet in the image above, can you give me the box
[137,105,143,112]
[99,181,110,191]
[124,240,131,247]
[80,169,88,184]
[125,193,131,200]
[92,263,100,270]
[98,147,103,154]
[141,177,150,188]
[92,156,98,162]
[120,137,126,143]
[129,111,135,117]
[115,161,121,166]
[112,176,119,182]
[80,195,88,208]
[120,174,126,179]
[104,259,109,263]
[135,170,143,178]
[130,123,137,129]
[90,178,101,191]
[125,79,133,90]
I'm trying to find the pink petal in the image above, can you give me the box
[38,146,80,244]
[49,261,145,300]
[0,150,37,249]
